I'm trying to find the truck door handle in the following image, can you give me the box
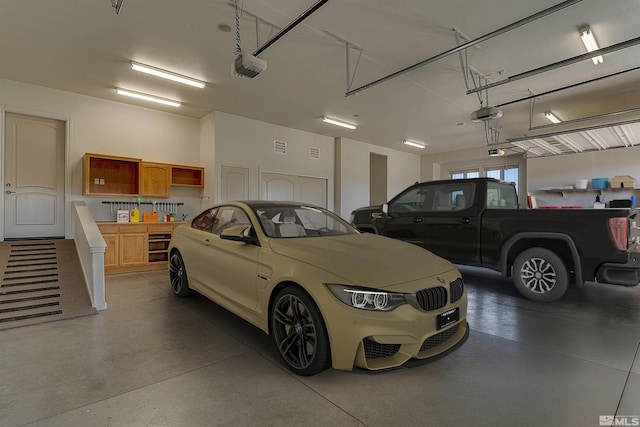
[461,217,470,224]
[413,217,423,223]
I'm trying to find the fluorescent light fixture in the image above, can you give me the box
[544,111,561,124]
[321,116,357,130]
[579,26,603,64]
[131,62,206,88]
[403,139,427,149]
[116,88,181,107]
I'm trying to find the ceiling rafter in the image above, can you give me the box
[344,0,583,97]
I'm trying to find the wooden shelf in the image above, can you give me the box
[171,165,204,187]
[83,153,141,196]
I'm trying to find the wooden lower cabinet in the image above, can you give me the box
[98,222,183,274]
[119,226,147,267]
[102,233,119,269]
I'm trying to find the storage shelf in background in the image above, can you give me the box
[84,153,141,196]
[171,165,204,187]
[535,187,640,197]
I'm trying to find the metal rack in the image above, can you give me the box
[101,201,184,212]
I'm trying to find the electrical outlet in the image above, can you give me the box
[94,178,100,185]
[99,179,105,185]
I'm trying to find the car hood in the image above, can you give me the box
[267,233,455,288]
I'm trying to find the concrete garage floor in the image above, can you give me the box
[1,267,639,427]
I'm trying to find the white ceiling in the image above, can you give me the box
[2,0,640,156]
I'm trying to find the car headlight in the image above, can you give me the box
[326,284,407,311]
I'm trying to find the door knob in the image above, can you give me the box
[5,190,16,194]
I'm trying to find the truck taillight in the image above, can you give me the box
[608,217,628,251]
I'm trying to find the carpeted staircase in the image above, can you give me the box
[0,240,97,330]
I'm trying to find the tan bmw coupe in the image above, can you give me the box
[168,201,468,375]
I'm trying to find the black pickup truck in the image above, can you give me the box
[351,178,640,302]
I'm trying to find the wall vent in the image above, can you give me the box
[274,140,287,155]
[309,147,320,160]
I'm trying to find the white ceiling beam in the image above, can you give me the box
[610,126,629,147]
[621,124,639,146]
[582,130,609,150]
[529,138,563,155]
[512,141,543,156]
[553,135,583,152]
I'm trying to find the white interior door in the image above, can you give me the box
[219,165,249,203]
[261,172,327,208]
[4,113,66,239]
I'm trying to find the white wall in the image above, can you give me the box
[528,146,640,207]
[213,111,335,208]
[199,112,216,210]
[0,78,204,228]
[336,137,420,219]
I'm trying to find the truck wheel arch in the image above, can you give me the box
[499,233,584,288]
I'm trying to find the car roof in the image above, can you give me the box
[222,201,322,209]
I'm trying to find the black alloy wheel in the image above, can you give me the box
[271,286,330,376]
[169,251,192,297]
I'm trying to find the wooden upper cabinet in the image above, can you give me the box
[171,165,204,187]
[83,153,203,196]
[140,162,171,198]
[83,153,141,196]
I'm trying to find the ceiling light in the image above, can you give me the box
[321,117,357,130]
[544,111,561,124]
[579,26,603,64]
[116,88,181,107]
[403,140,427,149]
[131,62,206,88]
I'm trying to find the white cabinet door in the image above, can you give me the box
[261,172,327,208]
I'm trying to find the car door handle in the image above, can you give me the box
[413,217,423,223]
[203,238,211,246]
[461,217,470,224]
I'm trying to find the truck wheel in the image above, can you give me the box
[512,248,568,302]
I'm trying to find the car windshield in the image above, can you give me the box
[252,205,359,238]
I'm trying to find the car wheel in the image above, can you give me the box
[512,248,568,302]
[169,251,192,297]
[271,286,330,376]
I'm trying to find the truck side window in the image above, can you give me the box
[429,183,475,211]
[389,186,430,213]
[487,181,519,209]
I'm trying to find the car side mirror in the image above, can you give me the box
[220,226,258,245]
[372,203,389,219]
